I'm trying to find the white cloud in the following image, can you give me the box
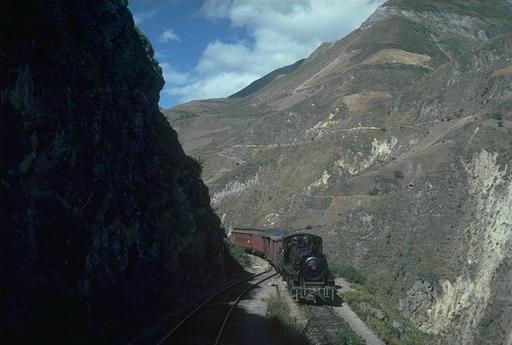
[159,28,181,42]
[133,9,159,25]
[200,0,233,19]
[162,0,383,105]
[166,72,259,101]
[160,62,189,85]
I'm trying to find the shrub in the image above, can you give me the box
[393,170,404,179]
[191,155,206,175]
[265,293,309,345]
[368,187,380,196]
[223,238,253,269]
[181,156,203,177]
[329,262,367,285]
[343,287,430,345]
[339,329,365,345]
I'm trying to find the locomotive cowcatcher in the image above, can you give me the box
[230,228,336,302]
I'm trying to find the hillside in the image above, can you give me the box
[229,59,305,98]
[165,1,512,345]
[1,1,232,344]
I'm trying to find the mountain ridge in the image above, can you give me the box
[229,58,306,99]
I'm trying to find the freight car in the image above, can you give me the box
[230,228,336,302]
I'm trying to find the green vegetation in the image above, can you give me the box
[351,18,449,66]
[343,286,431,345]
[179,156,203,177]
[191,155,207,175]
[329,261,367,285]
[477,308,504,345]
[223,238,253,269]
[393,170,404,179]
[266,291,366,345]
[369,176,400,196]
[487,112,503,121]
[171,109,199,120]
[178,154,208,177]
[265,293,309,345]
[338,329,365,345]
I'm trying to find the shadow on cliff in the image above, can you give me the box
[0,0,243,343]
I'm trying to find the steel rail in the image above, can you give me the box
[213,271,278,345]
[299,304,351,345]
[155,269,272,345]
[324,305,346,328]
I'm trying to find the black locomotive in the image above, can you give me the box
[231,228,336,302]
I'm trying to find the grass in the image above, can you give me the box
[343,285,431,345]
[369,176,400,195]
[265,293,309,345]
[338,329,365,345]
[223,238,253,269]
[329,261,367,285]
[266,292,367,345]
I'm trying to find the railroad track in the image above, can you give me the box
[156,269,278,345]
[301,304,351,345]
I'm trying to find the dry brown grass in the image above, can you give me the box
[361,49,432,69]
[492,64,512,77]
[343,91,392,113]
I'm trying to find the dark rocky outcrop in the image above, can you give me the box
[1,1,232,344]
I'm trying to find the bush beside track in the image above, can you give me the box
[343,285,430,345]
[328,261,367,285]
[224,238,253,269]
[265,292,309,345]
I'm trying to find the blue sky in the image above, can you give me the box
[128,0,382,109]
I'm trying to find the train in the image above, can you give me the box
[230,228,336,302]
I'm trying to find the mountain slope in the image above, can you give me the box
[165,1,512,345]
[229,59,305,98]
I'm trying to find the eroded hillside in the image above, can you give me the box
[165,1,512,344]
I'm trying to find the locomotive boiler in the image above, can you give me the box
[230,228,336,302]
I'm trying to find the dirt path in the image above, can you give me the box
[221,273,280,345]
[334,277,386,345]
[221,257,280,345]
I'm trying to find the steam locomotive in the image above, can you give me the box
[230,228,336,302]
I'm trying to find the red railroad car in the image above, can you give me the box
[230,228,284,270]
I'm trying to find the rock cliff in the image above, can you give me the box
[1,1,230,344]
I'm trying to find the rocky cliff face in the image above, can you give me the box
[165,1,512,344]
[1,1,231,344]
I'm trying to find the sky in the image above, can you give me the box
[128,0,383,109]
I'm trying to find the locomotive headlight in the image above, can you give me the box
[304,256,323,275]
